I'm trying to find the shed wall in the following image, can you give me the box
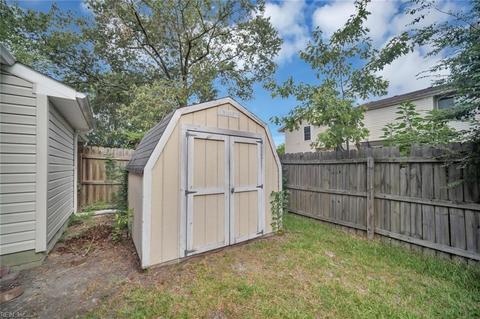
[149,102,280,265]
[128,172,143,255]
[0,68,37,255]
[47,102,74,243]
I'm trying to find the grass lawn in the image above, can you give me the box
[87,213,480,318]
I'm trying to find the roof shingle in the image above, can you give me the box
[126,111,175,174]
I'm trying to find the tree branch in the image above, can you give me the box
[129,0,172,79]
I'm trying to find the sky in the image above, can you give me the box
[16,0,467,146]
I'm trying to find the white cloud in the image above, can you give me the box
[379,47,446,96]
[310,0,462,97]
[312,1,355,37]
[80,0,92,14]
[312,0,398,43]
[264,0,309,63]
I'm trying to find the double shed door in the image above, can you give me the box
[185,131,264,256]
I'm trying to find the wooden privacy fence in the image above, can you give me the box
[78,146,134,208]
[281,145,480,262]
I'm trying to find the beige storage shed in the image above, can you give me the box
[126,98,281,268]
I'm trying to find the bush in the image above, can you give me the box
[270,190,289,234]
[112,209,132,242]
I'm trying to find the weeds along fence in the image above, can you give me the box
[78,146,134,209]
[281,145,480,263]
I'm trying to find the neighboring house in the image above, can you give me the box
[0,45,94,269]
[281,86,467,153]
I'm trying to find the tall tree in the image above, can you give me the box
[271,0,408,151]
[383,0,480,166]
[87,0,281,106]
[1,0,281,147]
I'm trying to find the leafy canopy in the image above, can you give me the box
[271,0,408,151]
[377,0,480,166]
[1,0,281,147]
[382,102,459,154]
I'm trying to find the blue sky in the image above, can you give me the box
[16,0,465,146]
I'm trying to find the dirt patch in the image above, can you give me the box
[1,215,147,318]
[56,224,113,255]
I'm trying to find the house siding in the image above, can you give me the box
[363,96,433,142]
[284,122,327,154]
[47,102,74,243]
[0,68,37,255]
[283,96,439,153]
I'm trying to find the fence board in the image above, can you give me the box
[282,145,480,262]
[78,146,134,208]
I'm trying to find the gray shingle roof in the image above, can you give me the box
[126,110,175,174]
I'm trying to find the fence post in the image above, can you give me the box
[366,156,375,239]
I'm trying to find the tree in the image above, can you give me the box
[86,0,281,106]
[276,143,285,156]
[1,0,281,147]
[382,102,459,154]
[271,0,405,151]
[383,0,480,166]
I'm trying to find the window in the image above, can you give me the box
[303,126,311,141]
[437,96,455,109]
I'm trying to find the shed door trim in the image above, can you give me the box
[181,127,265,258]
[229,136,265,244]
[185,131,230,256]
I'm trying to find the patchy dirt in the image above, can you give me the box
[1,215,161,318]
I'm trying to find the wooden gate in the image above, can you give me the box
[78,146,134,209]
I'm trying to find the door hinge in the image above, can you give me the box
[185,189,197,196]
[257,184,263,189]
[256,230,264,235]
[185,249,196,255]
[231,187,235,194]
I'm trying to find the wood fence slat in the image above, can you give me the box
[421,147,435,245]
[282,146,480,262]
[366,157,375,239]
[78,146,134,208]
[448,162,466,251]
[464,164,480,254]
[410,146,422,240]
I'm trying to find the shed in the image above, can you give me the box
[1,45,94,268]
[126,98,281,268]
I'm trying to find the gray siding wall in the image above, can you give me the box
[0,67,37,255]
[47,103,74,243]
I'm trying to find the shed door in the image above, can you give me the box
[230,137,264,243]
[185,132,229,255]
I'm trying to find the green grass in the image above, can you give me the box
[80,201,114,213]
[87,214,480,318]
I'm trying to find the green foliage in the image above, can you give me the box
[270,190,289,234]
[117,80,179,147]
[2,0,281,148]
[104,157,130,241]
[276,143,285,156]
[79,202,113,212]
[382,102,459,154]
[112,209,132,243]
[382,0,480,167]
[271,0,405,150]
[104,157,128,212]
[68,211,93,227]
